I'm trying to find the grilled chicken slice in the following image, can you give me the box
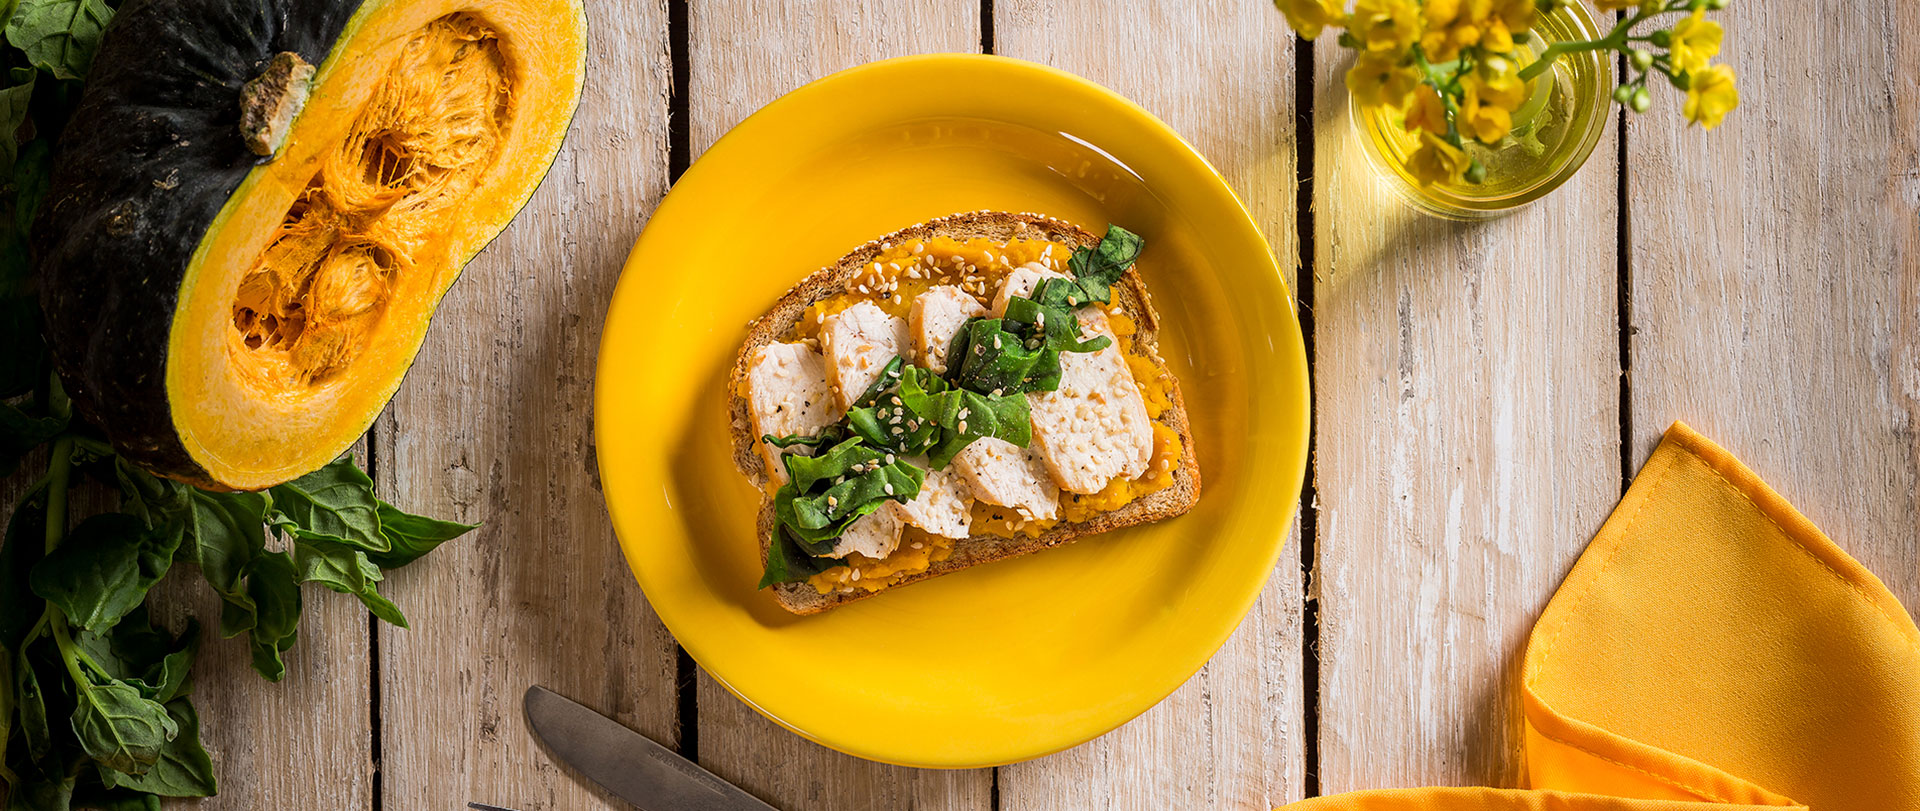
[951,437,1059,521]
[820,300,909,411]
[909,285,987,374]
[1026,307,1154,494]
[744,342,836,484]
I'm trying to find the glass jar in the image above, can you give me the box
[1351,1,1612,220]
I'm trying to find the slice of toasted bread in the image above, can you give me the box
[728,211,1201,615]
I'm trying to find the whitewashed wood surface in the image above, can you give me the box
[0,0,1907,809]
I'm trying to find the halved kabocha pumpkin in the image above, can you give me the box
[35,0,586,490]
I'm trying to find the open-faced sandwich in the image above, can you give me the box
[729,211,1200,615]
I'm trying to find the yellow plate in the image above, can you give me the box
[596,54,1309,768]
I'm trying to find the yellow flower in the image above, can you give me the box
[1351,0,1422,53]
[1668,11,1724,76]
[1459,86,1513,142]
[1683,64,1739,129]
[1420,0,1530,63]
[1406,131,1472,185]
[1490,0,1536,32]
[1463,54,1528,111]
[1274,0,1347,40]
[1404,85,1448,134]
[1345,50,1422,108]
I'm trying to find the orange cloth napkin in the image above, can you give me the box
[1285,422,1920,811]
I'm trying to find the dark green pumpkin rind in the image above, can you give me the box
[33,0,361,489]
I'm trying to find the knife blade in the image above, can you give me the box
[523,685,778,811]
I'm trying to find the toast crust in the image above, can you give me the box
[728,211,1201,615]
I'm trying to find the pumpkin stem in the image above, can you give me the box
[239,52,316,158]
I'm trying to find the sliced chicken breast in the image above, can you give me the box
[888,466,973,539]
[820,300,908,411]
[745,342,836,484]
[990,262,1072,316]
[1026,307,1154,494]
[951,437,1059,521]
[909,285,986,374]
[831,506,903,559]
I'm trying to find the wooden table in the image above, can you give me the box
[116,1,1920,808]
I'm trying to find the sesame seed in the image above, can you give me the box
[851,569,862,581]
[910,542,924,550]
[827,496,839,507]
[884,483,894,495]
[957,420,969,432]
[891,426,903,435]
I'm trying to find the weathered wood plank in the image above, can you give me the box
[994,1,1306,806]
[685,2,991,809]
[1626,3,1920,607]
[1310,49,1622,788]
[373,1,678,808]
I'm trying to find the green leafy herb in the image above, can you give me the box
[756,436,925,587]
[294,539,407,628]
[29,513,179,632]
[850,365,1030,468]
[236,552,301,683]
[266,457,386,552]
[69,674,177,776]
[4,0,112,81]
[95,698,214,798]
[1048,223,1145,308]
[366,502,478,570]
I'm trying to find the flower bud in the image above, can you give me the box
[1613,84,1637,104]
[1705,0,1728,7]
[1649,29,1672,47]
[1465,159,1488,184]
[1630,48,1654,71]
[1630,87,1652,112]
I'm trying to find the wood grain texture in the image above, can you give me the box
[1626,3,1920,608]
[685,2,992,809]
[994,1,1306,806]
[372,1,677,809]
[1310,49,1622,789]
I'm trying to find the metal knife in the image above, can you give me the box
[522,685,778,811]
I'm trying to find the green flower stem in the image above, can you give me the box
[1517,6,1692,82]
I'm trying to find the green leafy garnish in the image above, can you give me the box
[756,436,925,587]
[4,0,113,81]
[852,365,1030,468]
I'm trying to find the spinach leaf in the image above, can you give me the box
[761,424,846,450]
[757,526,840,588]
[93,699,213,798]
[80,608,194,706]
[5,767,73,811]
[1056,223,1145,307]
[13,647,51,765]
[2,488,46,649]
[70,676,177,777]
[186,490,265,637]
[851,356,905,409]
[947,308,1108,398]
[4,0,113,81]
[294,539,407,628]
[266,457,385,552]
[29,513,178,632]
[781,437,882,495]
[111,460,189,550]
[847,391,939,458]
[0,75,32,171]
[365,502,476,570]
[237,552,300,682]
[0,400,64,479]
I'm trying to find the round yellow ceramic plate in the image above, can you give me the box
[596,54,1309,768]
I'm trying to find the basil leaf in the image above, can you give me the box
[29,513,179,632]
[70,676,177,777]
[237,552,300,683]
[846,388,939,458]
[926,389,1032,469]
[94,698,213,798]
[267,457,385,552]
[1061,224,1144,306]
[365,502,476,570]
[5,0,113,81]
[949,317,1045,395]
